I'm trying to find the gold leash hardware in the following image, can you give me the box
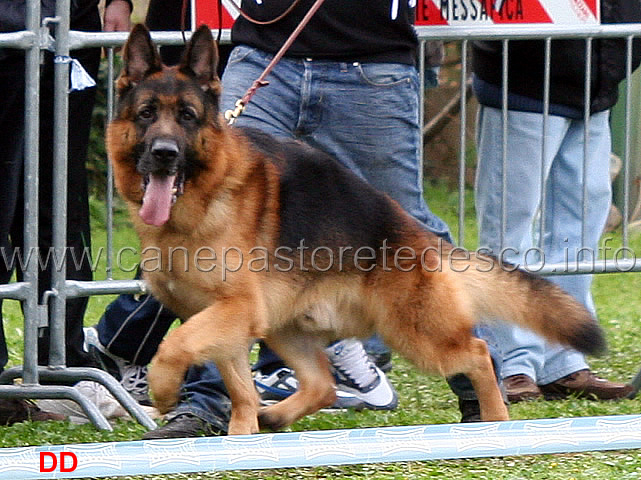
[224,99,246,125]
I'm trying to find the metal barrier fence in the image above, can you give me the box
[0,0,641,471]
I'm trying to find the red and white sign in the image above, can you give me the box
[192,0,600,29]
[193,0,237,29]
[416,0,600,25]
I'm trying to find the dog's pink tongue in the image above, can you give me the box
[139,174,176,226]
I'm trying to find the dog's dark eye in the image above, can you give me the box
[137,107,155,121]
[179,107,197,123]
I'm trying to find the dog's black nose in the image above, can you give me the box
[151,139,179,163]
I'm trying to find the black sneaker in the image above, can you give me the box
[0,398,65,425]
[142,414,225,439]
[458,398,482,423]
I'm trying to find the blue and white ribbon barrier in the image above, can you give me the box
[2,415,641,479]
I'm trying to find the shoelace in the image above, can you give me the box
[328,342,378,389]
[120,364,149,397]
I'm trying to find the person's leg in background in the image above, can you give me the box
[305,61,446,375]
[475,106,632,402]
[0,52,25,377]
[0,44,71,424]
[536,112,632,399]
[528,115,607,386]
[0,52,63,424]
[475,106,567,401]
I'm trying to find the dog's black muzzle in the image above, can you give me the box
[151,138,180,165]
[137,138,182,176]
[137,138,186,198]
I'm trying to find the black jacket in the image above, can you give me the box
[472,0,641,115]
[231,0,419,65]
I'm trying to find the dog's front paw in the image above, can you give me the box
[152,391,180,415]
[257,406,288,432]
[148,364,182,414]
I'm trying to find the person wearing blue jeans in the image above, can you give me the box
[472,0,640,403]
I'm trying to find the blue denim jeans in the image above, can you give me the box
[221,45,451,235]
[475,106,612,384]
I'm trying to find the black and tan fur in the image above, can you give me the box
[108,25,605,435]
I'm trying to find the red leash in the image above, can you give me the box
[224,0,326,125]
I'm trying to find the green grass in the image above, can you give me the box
[2,182,641,479]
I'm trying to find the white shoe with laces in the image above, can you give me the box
[120,363,151,405]
[254,367,367,410]
[83,327,151,406]
[254,339,398,411]
[325,339,398,410]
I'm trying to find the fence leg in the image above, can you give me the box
[0,384,112,431]
[0,366,157,431]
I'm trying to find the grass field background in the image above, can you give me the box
[1,181,641,479]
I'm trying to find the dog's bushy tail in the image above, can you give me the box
[460,256,606,356]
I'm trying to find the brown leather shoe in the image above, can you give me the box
[0,398,65,426]
[503,374,542,403]
[540,369,634,400]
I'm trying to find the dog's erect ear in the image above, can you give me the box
[118,24,163,90]
[179,25,220,91]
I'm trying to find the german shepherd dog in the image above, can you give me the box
[108,25,605,435]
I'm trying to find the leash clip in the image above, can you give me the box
[224,99,246,125]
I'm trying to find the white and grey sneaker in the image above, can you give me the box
[254,339,398,411]
[83,327,152,406]
[253,367,364,410]
[254,367,299,404]
[120,363,150,406]
[325,339,398,411]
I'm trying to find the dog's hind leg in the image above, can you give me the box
[376,267,508,422]
[441,336,508,421]
[148,298,263,435]
[257,330,337,431]
[386,321,508,421]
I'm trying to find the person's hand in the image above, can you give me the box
[104,0,132,33]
